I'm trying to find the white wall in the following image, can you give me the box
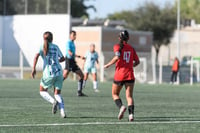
[1,14,70,68]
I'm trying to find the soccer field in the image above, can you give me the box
[1,80,200,133]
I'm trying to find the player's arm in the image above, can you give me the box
[68,50,73,57]
[59,57,65,62]
[133,60,140,67]
[57,46,65,63]
[31,53,40,78]
[104,56,119,68]
[96,59,99,64]
[104,45,120,68]
[75,54,85,60]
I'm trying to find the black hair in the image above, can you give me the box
[70,30,76,35]
[118,30,129,54]
[43,31,53,56]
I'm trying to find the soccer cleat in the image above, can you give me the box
[52,101,58,114]
[129,114,134,122]
[118,105,126,120]
[77,92,88,97]
[61,112,67,118]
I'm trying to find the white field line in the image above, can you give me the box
[1,121,200,127]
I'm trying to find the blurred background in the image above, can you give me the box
[0,0,200,85]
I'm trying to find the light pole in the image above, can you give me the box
[177,0,180,84]
[3,0,6,15]
[46,0,50,14]
[177,0,180,60]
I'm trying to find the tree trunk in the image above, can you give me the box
[154,44,160,64]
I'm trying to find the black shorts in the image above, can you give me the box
[65,57,81,72]
[113,80,135,86]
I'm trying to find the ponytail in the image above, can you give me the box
[43,39,49,56]
[119,40,124,54]
[43,31,53,56]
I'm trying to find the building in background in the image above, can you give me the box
[0,15,153,82]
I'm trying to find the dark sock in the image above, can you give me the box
[78,79,83,93]
[115,99,123,109]
[128,105,134,115]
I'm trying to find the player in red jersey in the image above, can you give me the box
[104,30,140,121]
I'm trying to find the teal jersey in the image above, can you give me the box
[66,40,76,59]
[39,43,63,78]
[84,51,98,68]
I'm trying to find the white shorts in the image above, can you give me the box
[84,66,97,74]
[40,75,63,90]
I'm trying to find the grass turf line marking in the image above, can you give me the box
[1,121,200,127]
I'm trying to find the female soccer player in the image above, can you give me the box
[104,30,140,121]
[83,44,99,92]
[31,31,66,118]
[63,30,86,96]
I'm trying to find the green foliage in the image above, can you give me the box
[0,0,96,18]
[179,0,200,23]
[108,2,177,62]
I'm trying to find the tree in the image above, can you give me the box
[108,2,177,63]
[179,0,200,23]
[0,0,96,18]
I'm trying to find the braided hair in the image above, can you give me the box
[43,31,53,56]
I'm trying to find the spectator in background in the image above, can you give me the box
[170,57,180,84]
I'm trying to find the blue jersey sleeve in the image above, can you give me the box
[57,46,64,58]
[66,41,71,55]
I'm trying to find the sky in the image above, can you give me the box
[84,0,175,19]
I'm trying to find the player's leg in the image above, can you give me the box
[83,66,90,88]
[174,72,177,82]
[39,86,55,104]
[112,82,126,120]
[125,81,135,121]
[39,78,55,104]
[170,71,175,83]
[83,72,89,88]
[54,75,66,118]
[63,69,69,80]
[92,73,98,92]
[92,68,98,92]
[63,58,70,80]
[75,69,86,96]
[39,78,57,114]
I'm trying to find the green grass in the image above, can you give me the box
[1,80,200,132]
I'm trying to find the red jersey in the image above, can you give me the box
[172,59,179,72]
[113,43,139,81]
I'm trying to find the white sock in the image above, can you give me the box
[40,91,55,104]
[93,81,98,89]
[54,94,65,113]
[83,80,86,88]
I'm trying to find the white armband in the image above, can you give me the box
[115,51,120,57]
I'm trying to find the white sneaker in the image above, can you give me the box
[118,105,126,120]
[61,111,66,118]
[129,114,134,122]
[52,101,58,114]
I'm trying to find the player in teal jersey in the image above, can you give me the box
[63,30,86,96]
[83,44,99,92]
[31,31,66,118]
